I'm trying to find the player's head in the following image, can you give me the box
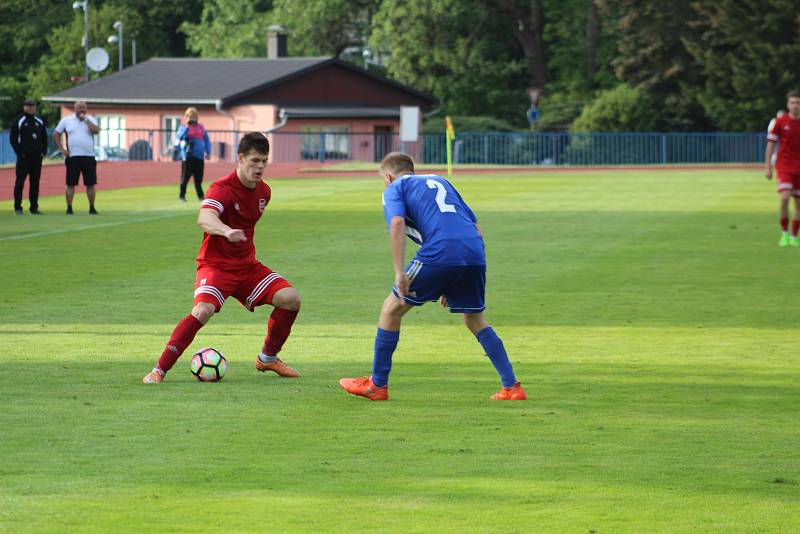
[22,98,36,113]
[184,107,199,124]
[236,132,270,188]
[380,152,415,186]
[74,101,87,117]
[787,91,800,116]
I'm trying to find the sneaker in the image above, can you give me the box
[14,208,23,215]
[66,206,74,215]
[179,196,187,202]
[779,233,790,247]
[491,382,527,401]
[339,376,388,401]
[30,209,43,215]
[255,357,301,377]
[89,206,98,215]
[142,368,165,384]
[791,236,799,247]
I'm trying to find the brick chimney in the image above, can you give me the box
[267,25,288,59]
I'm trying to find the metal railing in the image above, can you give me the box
[0,129,769,166]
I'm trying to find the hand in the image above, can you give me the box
[61,149,70,158]
[205,154,211,161]
[394,272,410,300]
[439,295,449,308]
[765,167,773,180]
[224,229,247,243]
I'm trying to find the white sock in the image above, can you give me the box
[258,353,277,363]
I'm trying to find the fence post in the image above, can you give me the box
[661,133,667,164]
[319,132,325,163]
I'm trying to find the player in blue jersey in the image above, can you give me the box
[339,152,526,401]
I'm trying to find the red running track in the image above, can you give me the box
[0,161,759,202]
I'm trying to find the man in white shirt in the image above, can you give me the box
[53,101,100,215]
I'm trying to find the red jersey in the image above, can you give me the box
[768,114,800,174]
[197,171,271,270]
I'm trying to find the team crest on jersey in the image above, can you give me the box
[234,203,240,211]
[200,278,207,286]
[259,199,266,212]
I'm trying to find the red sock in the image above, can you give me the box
[262,308,299,356]
[792,220,800,237]
[781,217,789,232]
[157,315,204,372]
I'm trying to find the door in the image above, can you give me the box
[374,126,393,162]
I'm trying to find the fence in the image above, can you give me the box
[0,129,769,166]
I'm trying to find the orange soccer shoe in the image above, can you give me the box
[491,382,527,401]
[339,376,388,401]
[255,357,301,377]
[142,368,165,384]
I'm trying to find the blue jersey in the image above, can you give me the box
[382,174,485,266]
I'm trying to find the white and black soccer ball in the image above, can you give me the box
[190,348,228,382]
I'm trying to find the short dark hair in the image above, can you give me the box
[380,152,415,176]
[238,132,270,155]
[788,90,800,100]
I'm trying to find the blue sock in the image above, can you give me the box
[371,327,399,388]
[476,326,516,387]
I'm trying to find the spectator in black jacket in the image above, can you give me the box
[10,98,48,214]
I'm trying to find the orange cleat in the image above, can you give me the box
[255,357,301,377]
[142,368,165,384]
[491,382,527,400]
[339,376,388,401]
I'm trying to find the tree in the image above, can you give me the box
[272,0,380,57]
[371,0,530,126]
[596,0,709,130]
[684,0,800,131]
[181,0,274,58]
[491,0,549,88]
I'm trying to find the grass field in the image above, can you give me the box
[1,169,798,532]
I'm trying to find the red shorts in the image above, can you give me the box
[194,262,292,312]
[777,171,800,196]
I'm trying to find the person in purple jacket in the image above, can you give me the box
[175,107,211,201]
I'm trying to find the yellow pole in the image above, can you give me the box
[445,116,455,179]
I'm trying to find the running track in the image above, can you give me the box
[0,161,759,202]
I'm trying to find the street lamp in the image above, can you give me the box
[112,20,123,70]
[72,0,89,81]
[362,47,372,70]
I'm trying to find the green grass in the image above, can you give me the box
[302,161,528,172]
[1,169,798,532]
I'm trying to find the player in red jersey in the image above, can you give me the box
[765,90,800,247]
[143,132,302,383]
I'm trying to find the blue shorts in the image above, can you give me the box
[392,260,486,313]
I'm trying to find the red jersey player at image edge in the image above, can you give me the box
[143,132,302,384]
[766,90,800,247]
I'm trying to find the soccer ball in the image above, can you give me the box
[190,348,228,382]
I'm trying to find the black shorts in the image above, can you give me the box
[65,156,97,186]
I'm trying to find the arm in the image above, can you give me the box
[197,208,246,242]
[85,115,99,135]
[389,215,410,298]
[40,117,48,156]
[9,118,20,155]
[204,129,211,160]
[53,130,69,158]
[765,141,776,179]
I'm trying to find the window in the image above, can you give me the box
[97,115,126,149]
[300,126,351,160]
[162,115,182,150]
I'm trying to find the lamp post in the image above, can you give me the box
[362,47,372,70]
[72,0,89,81]
[112,20,123,70]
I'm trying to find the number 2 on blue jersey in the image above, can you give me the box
[427,179,456,213]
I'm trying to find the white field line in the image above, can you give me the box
[0,211,190,242]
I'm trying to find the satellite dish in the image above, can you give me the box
[86,47,109,72]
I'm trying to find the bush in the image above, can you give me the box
[572,84,658,132]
